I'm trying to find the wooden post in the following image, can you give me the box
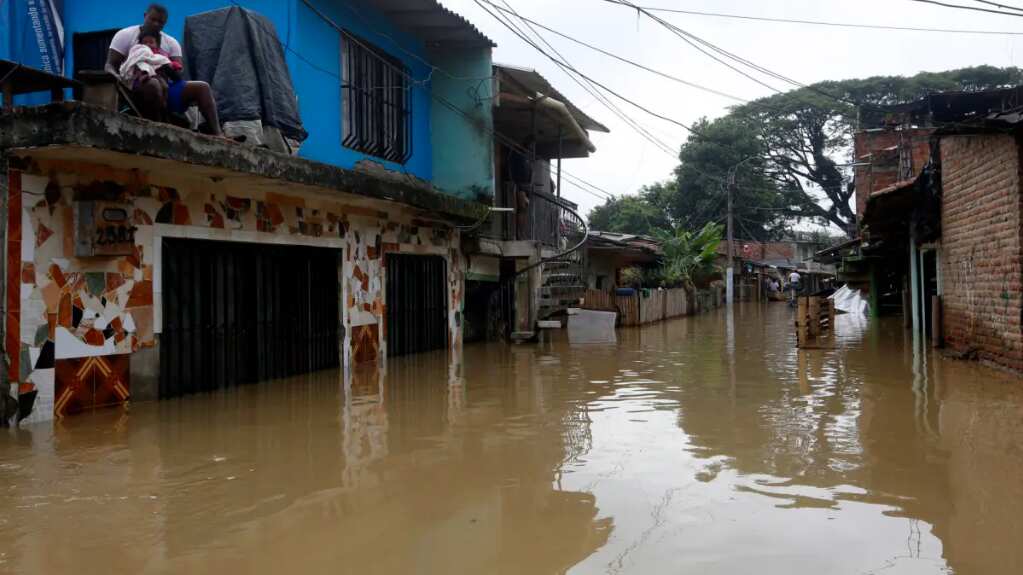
[2,82,12,110]
[796,296,808,347]
[807,296,820,337]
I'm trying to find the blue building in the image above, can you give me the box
[3,0,496,200]
[0,0,507,424]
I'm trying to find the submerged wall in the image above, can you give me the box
[939,134,1023,372]
[5,158,465,424]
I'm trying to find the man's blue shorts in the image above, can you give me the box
[167,80,187,114]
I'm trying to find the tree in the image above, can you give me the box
[587,190,672,235]
[656,222,724,292]
[673,116,788,240]
[592,66,1023,239]
[733,66,1023,236]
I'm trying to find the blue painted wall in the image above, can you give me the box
[429,47,494,200]
[291,0,433,180]
[0,2,10,62]
[3,0,495,198]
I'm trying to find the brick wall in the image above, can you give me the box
[940,134,1023,372]
[854,128,934,220]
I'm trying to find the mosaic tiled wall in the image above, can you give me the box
[7,164,465,424]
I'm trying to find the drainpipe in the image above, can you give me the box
[501,93,596,153]
[909,226,921,334]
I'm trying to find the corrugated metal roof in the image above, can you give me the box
[367,0,496,48]
[495,63,610,133]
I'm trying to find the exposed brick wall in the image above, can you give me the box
[940,134,1023,372]
[854,128,934,220]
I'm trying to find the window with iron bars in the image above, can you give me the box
[341,32,412,164]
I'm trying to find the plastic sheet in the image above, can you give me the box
[829,285,870,315]
[184,7,307,143]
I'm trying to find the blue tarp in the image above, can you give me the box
[4,0,64,74]
[2,0,64,105]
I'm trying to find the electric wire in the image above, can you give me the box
[619,4,1023,35]
[483,0,680,158]
[479,0,751,103]
[235,0,618,201]
[601,0,863,108]
[908,0,1023,16]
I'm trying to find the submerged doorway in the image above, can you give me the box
[385,254,448,357]
[159,239,341,399]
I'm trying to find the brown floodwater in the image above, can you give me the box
[2,303,1022,574]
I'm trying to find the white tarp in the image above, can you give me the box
[829,285,869,315]
[568,309,617,344]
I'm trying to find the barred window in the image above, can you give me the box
[341,32,412,164]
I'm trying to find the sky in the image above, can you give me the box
[442,0,1023,220]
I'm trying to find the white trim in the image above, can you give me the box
[151,224,345,333]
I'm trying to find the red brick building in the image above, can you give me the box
[857,88,1023,373]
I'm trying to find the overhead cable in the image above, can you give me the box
[483,0,680,158]
[620,4,1023,35]
[907,0,1023,17]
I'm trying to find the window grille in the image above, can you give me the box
[341,32,412,164]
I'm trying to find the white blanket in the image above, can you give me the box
[118,44,170,85]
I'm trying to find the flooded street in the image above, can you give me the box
[2,303,1022,574]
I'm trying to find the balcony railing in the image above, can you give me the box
[483,181,578,249]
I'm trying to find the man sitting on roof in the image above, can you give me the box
[104,3,224,136]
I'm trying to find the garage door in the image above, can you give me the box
[385,254,448,357]
[160,239,341,399]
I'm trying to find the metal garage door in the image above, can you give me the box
[385,254,448,357]
[160,239,340,399]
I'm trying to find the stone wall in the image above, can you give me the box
[940,134,1023,372]
[7,160,465,424]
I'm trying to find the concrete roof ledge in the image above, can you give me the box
[0,102,488,222]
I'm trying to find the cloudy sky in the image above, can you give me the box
[443,0,1023,218]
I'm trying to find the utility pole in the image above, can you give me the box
[726,172,735,305]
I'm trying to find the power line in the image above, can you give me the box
[477,1,713,137]
[602,0,861,108]
[969,0,1023,13]
[620,5,1023,35]
[239,0,618,201]
[480,0,752,103]
[480,0,680,158]
[494,0,681,157]
[908,0,1023,17]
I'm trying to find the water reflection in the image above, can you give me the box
[0,303,1021,573]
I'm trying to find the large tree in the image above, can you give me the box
[587,188,672,235]
[672,116,788,240]
[589,65,1023,239]
[734,65,1023,235]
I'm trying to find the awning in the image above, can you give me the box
[494,63,609,159]
[861,177,919,241]
[357,0,495,48]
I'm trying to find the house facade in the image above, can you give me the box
[1,0,499,424]
[856,87,1023,373]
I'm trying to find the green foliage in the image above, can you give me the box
[589,65,1023,240]
[619,266,646,288]
[732,65,1023,235]
[656,222,724,291]
[673,116,788,240]
[587,190,672,236]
